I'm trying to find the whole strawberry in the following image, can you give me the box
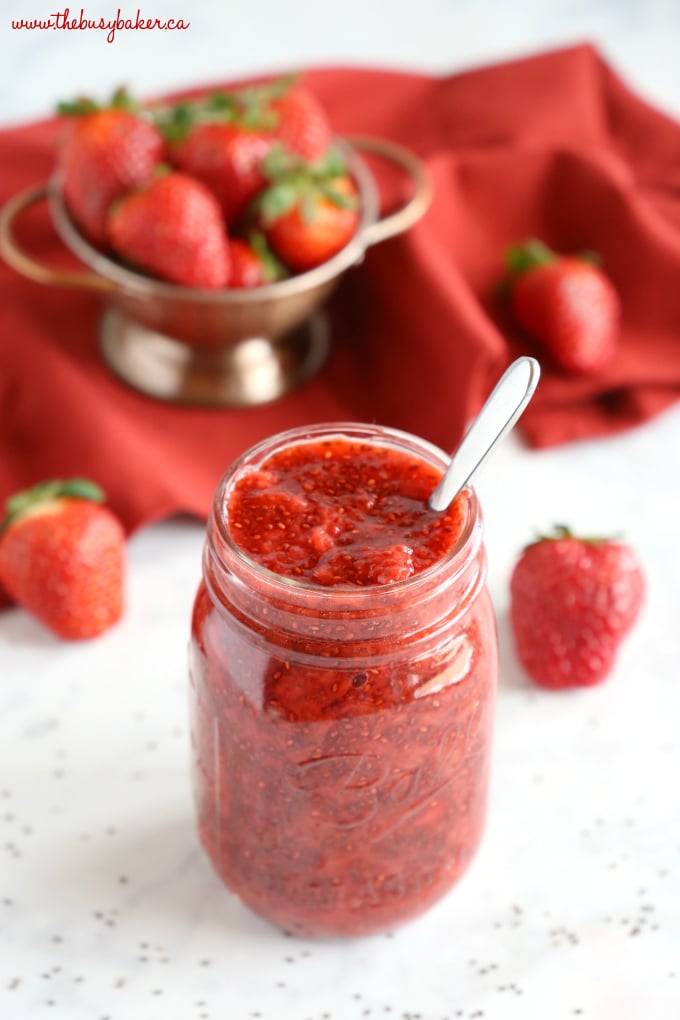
[107,171,230,288]
[510,525,644,689]
[0,479,126,640]
[58,94,164,246]
[259,149,360,273]
[506,240,621,374]
[169,122,272,225]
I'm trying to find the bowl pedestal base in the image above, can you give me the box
[99,308,331,407]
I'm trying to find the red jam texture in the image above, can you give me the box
[190,434,497,937]
[226,438,467,585]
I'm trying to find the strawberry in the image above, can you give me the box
[168,122,272,225]
[0,479,126,640]
[58,93,164,246]
[259,149,360,273]
[159,78,331,221]
[228,234,287,288]
[509,525,644,690]
[107,171,230,289]
[505,240,621,374]
[269,85,332,162]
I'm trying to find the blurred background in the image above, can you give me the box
[3,0,680,125]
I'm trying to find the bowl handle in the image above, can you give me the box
[0,184,115,292]
[347,136,432,247]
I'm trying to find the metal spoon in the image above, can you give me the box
[428,356,541,512]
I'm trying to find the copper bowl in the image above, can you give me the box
[0,137,431,406]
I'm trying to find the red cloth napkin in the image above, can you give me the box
[2,43,680,533]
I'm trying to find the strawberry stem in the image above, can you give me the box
[247,232,289,282]
[57,86,139,117]
[257,145,354,225]
[57,97,101,116]
[527,524,620,549]
[2,478,105,531]
[55,479,105,502]
[153,75,298,143]
[505,238,556,277]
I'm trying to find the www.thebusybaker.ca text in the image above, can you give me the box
[11,8,190,44]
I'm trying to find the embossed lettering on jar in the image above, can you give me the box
[189,423,498,937]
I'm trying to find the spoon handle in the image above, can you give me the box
[428,356,541,512]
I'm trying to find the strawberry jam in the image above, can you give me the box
[190,423,498,937]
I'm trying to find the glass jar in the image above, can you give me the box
[189,423,498,938]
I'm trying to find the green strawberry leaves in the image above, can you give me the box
[257,145,357,225]
[3,479,106,531]
[506,238,604,277]
[247,232,289,282]
[57,97,101,116]
[526,524,621,551]
[155,100,199,144]
[57,86,140,117]
[258,180,299,222]
[152,75,299,144]
[506,238,556,276]
[319,181,357,210]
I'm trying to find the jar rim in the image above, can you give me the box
[210,421,482,605]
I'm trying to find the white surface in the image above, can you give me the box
[2,2,680,1018]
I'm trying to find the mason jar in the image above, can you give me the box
[189,422,498,937]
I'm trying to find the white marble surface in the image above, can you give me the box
[2,2,680,1018]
